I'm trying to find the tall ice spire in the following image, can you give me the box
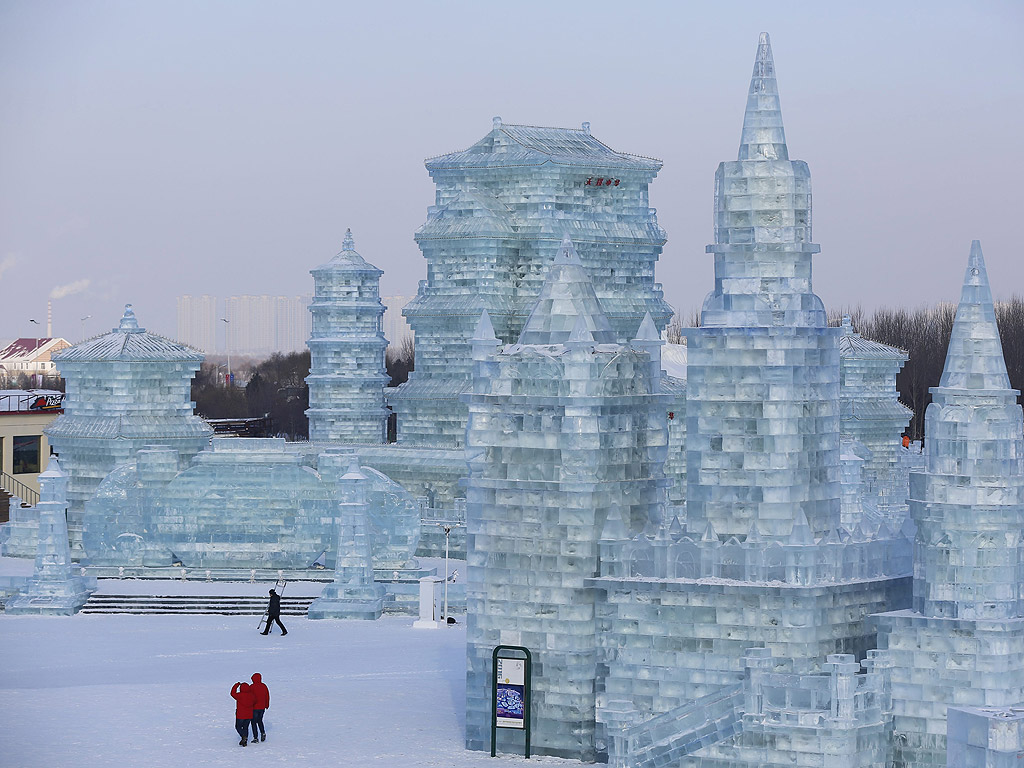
[937,240,1012,392]
[739,32,788,161]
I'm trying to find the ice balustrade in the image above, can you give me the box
[604,516,912,585]
[599,647,892,768]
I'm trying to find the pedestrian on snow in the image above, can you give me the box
[250,672,270,743]
[230,681,255,746]
[261,588,287,635]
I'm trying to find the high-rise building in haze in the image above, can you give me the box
[175,295,217,352]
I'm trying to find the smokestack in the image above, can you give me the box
[47,300,52,338]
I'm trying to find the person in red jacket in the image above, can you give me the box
[230,681,255,746]
[249,673,270,742]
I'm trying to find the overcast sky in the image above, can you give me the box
[1,1,1021,342]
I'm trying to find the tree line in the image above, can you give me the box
[192,340,416,440]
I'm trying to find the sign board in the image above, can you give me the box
[491,645,532,758]
[495,657,526,729]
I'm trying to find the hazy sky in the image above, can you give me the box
[1,1,1021,342]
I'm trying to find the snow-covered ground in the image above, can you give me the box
[0,607,570,766]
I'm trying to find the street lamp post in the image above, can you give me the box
[28,319,41,386]
[80,315,92,341]
[220,318,231,386]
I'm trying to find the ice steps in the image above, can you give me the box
[80,594,314,615]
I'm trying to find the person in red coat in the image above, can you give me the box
[249,673,270,742]
[230,681,255,746]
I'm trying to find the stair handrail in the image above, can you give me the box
[0,471,39,507]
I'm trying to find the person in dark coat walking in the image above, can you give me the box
[249,672,270,742]
[230,681,255,746]
[261,588,287,635]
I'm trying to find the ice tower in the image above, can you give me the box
[685,32,840,540]
[464,238,668,760]
[875,241,1024,768]
[389,118,673,449]
[45,305,212,548]
[306,229,389,443]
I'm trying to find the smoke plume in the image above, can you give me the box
[50,278,91,300]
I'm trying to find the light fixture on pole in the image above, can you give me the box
[220,318,231,386]
[28,319,41,384]
[80,315,92,342]
[442,525,451,623]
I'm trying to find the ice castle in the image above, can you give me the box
[2,29,1020,768]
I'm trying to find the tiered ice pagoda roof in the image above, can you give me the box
[426,118,662,171]
[53,305,203,363]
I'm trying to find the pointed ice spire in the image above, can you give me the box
[738,32,789,162]
[516,237,616,345]
[632,312,660,343]
[745,519,763,544]
[600,506,630,543]
[566,314,595,347]
[472,309,497,342]
[789,508,815,544]
[938,240,1013,391]
[669,514,684,540]
[701,520,718,543]
[555,235,584,265]
[341,228,356,252]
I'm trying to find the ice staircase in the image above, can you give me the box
[604,683,744,768]
[80,594,315,615]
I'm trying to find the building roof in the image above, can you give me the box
[52,305,204,364]
[425,118,662,172]
[0,338,68,362]
[311,229,383,275]
[837,317,908,360]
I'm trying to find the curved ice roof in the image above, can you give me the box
[312,229,383,274]
[426,118,662,172]
[837,317,908,360]
[53,305,204,363]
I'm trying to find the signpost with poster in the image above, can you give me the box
[490,645,532,758]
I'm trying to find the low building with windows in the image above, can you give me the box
[0,389,65,517]
[0,338,72,385]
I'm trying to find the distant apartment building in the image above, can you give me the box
[381,295,414,345]
[0,338,72,385]
[221,295,311,357]
[176,294,217,353]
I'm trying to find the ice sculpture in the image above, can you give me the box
[464,237,668,760]
[684,32,840,540]
[45,305,212,551]
[389,117,673,449]
[79,439,421,571]
[875,241,1024,768]
[308,460,386,620]
[306,229,389,443]
[946,706,1024,767]
[838,315,913,508]
[6,458,93,615]
[318,450,420,569]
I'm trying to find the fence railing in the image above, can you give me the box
[0,471,39,507]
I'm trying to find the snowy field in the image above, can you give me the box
[0,610,571,767]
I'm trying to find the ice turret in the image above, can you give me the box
[306,228,389,443]
[876,242,1024,767]
[685,33,840,539]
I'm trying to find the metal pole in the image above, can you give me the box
[443,525,450,622]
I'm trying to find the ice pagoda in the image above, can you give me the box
[306,228,389,444]
[44,305,212,550]
[389,116,673,449]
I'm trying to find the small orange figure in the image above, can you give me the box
[902,435,910,449]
